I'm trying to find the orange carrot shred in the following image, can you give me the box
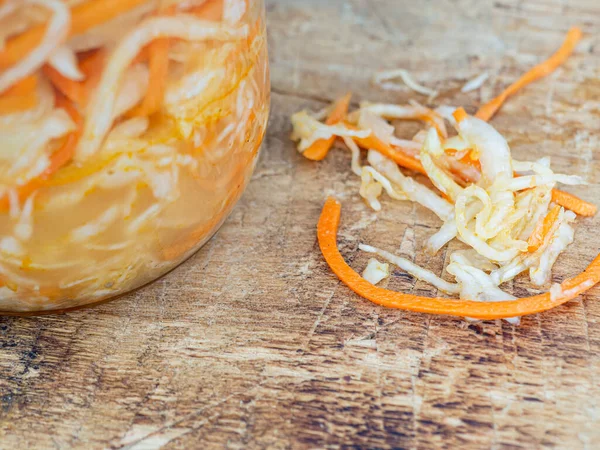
[43,49,106,106]
[191,0,224,21]
[127,3,176,117]
[129,38,170,117]
[0,74,37,97]
[551,189,597,217]
[43,65,88,105]
[302,93,352,161]
[318,197,600,320]
[527,204,561,252]
[343,123,427,175]
[476,27,583,122]
[452,107,468,124]
[0,75,38,114]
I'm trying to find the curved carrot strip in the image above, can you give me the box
[552,189,597,217]
[303,93,352,161]
[527,204,561,252]
[0,0,149,70]
[476,27,582,122]
[318,197,600,320]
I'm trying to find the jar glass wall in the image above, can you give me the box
[0,0,270,312]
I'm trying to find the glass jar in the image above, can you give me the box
[0,0,269,312]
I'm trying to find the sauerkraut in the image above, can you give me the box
[0,0,269,312]
[290,27,597,323]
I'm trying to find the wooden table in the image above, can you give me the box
[2,0,600,448]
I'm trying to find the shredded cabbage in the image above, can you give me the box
[0,1,268,311]
[293,95,588,323]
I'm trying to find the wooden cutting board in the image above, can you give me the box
[1,0,599,448]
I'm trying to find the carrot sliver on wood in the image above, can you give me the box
[552,189,597,217]
[344,123,427,175]
[527,204,561,252]
[302,93,352,161]
[475,27,583,122]
[318,197,600,320]
[452,107,468,124]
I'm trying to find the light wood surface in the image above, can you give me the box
[2,0,600,448]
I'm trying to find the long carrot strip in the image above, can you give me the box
[302,93,352,161]
[552,189,597,217]
[527,204,561,252]
[476,27,582,122]
[127,2,176,117]
[0,0,149,70]
[318,197,600,320]
[0,94,82,212]
[48,93,83,168]
[344,123,427,175]
[129,38,169,117]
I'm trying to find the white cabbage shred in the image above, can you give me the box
[362,258,390,285]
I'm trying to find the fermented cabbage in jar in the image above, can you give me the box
[0,0,270,312]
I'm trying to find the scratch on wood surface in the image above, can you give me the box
[300,283,339,352]
[120,385,261,449]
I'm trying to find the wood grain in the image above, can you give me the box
[1,0,600,448]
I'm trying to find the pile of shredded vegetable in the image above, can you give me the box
[290,26,599,323]
[0,0,269,311]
